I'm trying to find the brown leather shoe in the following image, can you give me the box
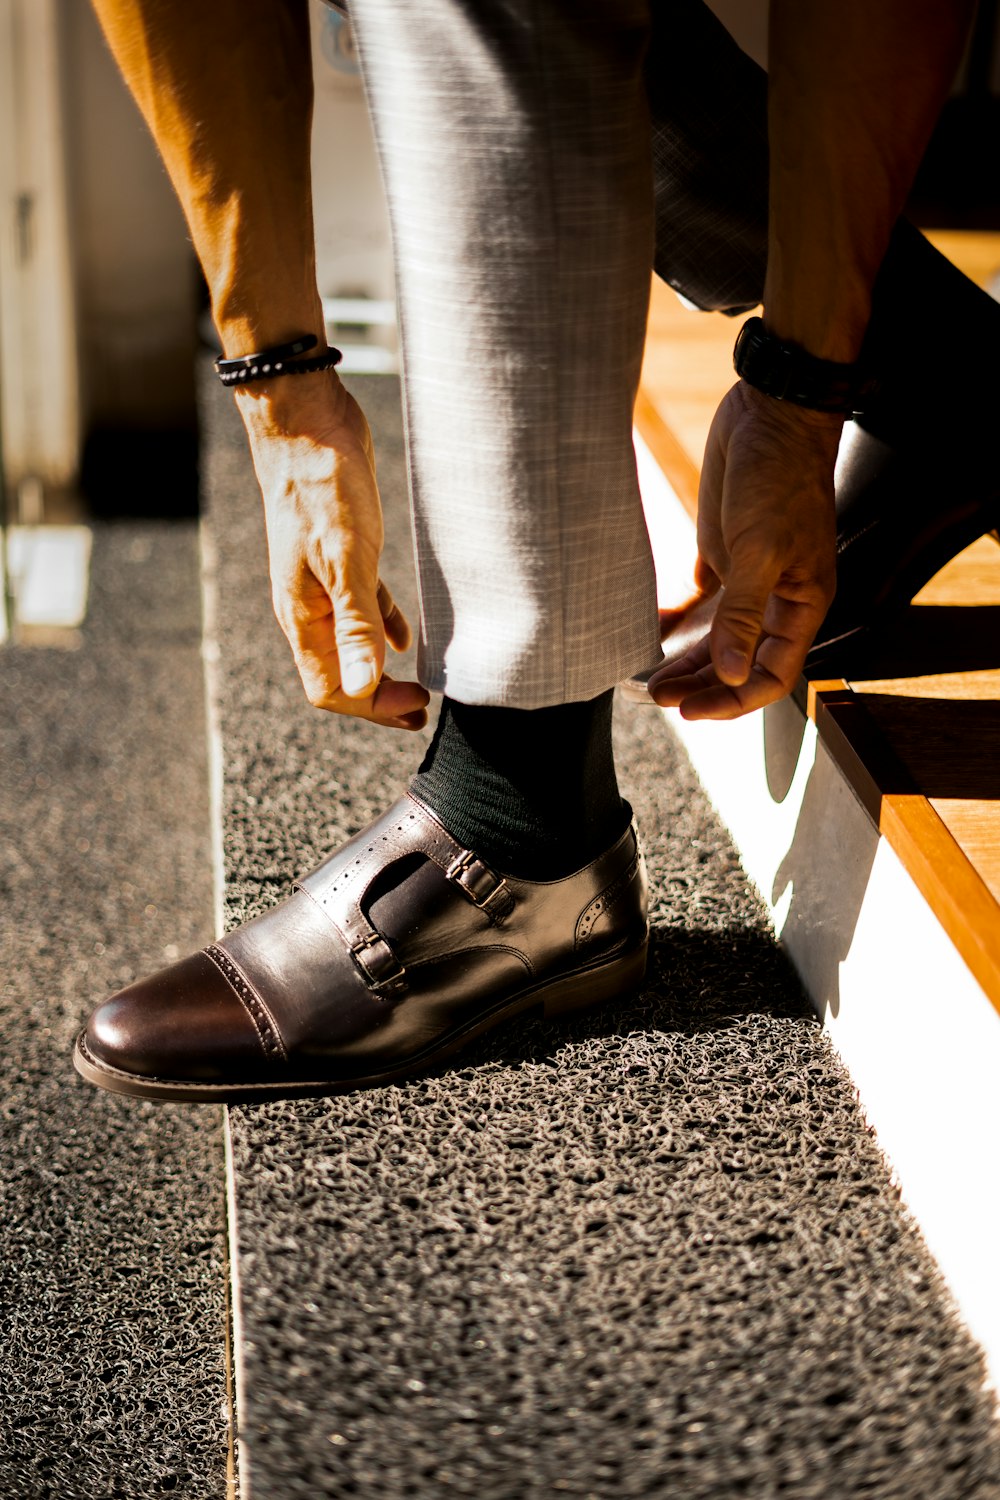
[73,792,649,1102]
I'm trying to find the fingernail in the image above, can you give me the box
[721,649,747,680]
[342,659,377,696]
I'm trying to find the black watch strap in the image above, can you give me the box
[733,316,873,415]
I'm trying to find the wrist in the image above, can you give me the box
[214,284,327,363]
[233,364,352,434]
[734,317,873,416]
[736,379,845,451]
[762,264,871,366]
[216,319,327,364]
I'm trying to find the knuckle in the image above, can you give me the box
[302,680,328,710]
[720,602,764,640]
[294,659,333,710]
[730,536,782,576]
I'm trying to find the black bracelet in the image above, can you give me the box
[214,335,343,388]
[733,317,872,415]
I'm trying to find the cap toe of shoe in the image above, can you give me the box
[86,949,269,1082]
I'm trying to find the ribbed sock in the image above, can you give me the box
[409,690,627,880]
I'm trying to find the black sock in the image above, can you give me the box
[409,690,627,880]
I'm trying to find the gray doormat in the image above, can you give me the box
[203,373,1000,1500]
[0,524,228,1498]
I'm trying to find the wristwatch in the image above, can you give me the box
[733,316,874,415]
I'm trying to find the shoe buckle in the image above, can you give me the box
[446,850,513,923]
[350,929,407,998]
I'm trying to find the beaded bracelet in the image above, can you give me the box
[214,335,343,388]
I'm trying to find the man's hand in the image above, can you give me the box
[648,381,839,720]
[88,1,428,728]
[647,0,973,723]
[236,373,429,730]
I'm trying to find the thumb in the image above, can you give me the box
[331,560,387,699]
[710,560,775,686]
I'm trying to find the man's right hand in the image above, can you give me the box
[648,380,839,719]
[235,372,430,732]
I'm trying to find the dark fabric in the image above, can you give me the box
[647,0,768,313]
[861,221,1000,440]
[411,690,626,880]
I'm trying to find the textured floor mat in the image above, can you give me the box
[203,372,1000,1500]
[0,523,228,1498]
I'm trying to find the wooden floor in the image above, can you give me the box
[637,230,1000,1010]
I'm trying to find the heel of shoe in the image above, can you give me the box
[540,941,648,1020]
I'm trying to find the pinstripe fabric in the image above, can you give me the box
[349,0,662,708]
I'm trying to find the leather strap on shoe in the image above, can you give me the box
[295,793,514,1000]
[443,847,512,920]
[347,927,408,1000]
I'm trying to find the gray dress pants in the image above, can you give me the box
[348,0,769,709]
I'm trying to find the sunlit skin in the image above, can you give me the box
[90,0,972,726]
[240,373,429,729]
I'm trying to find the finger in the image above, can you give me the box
[650,650,784,720]
[647,637,714,687]
[646,628,790,719]
[675,655,790,719]
[378,578,413,654]
[709,550,779,687]
[662,606,821,721]
[752,594,826,694]
[648,665,720,709]
[283,588,430,724]
[282,602,347,710]
[298,664,429,727]
[650,601,819,720]
[329,551,387,699]
[386,705,430,732]
[369,672,430,723]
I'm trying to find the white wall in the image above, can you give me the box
[0,0,80,494]
[58,1,197,434]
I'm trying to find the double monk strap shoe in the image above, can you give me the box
[73,792,649,1103]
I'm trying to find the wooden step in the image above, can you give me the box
[634,230,1000,1391]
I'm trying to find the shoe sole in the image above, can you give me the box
[72,939,649,1104]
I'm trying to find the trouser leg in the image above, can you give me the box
[349,0,661,709]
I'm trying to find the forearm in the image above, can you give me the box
[764,0,974,361]
[90,0,324,357]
